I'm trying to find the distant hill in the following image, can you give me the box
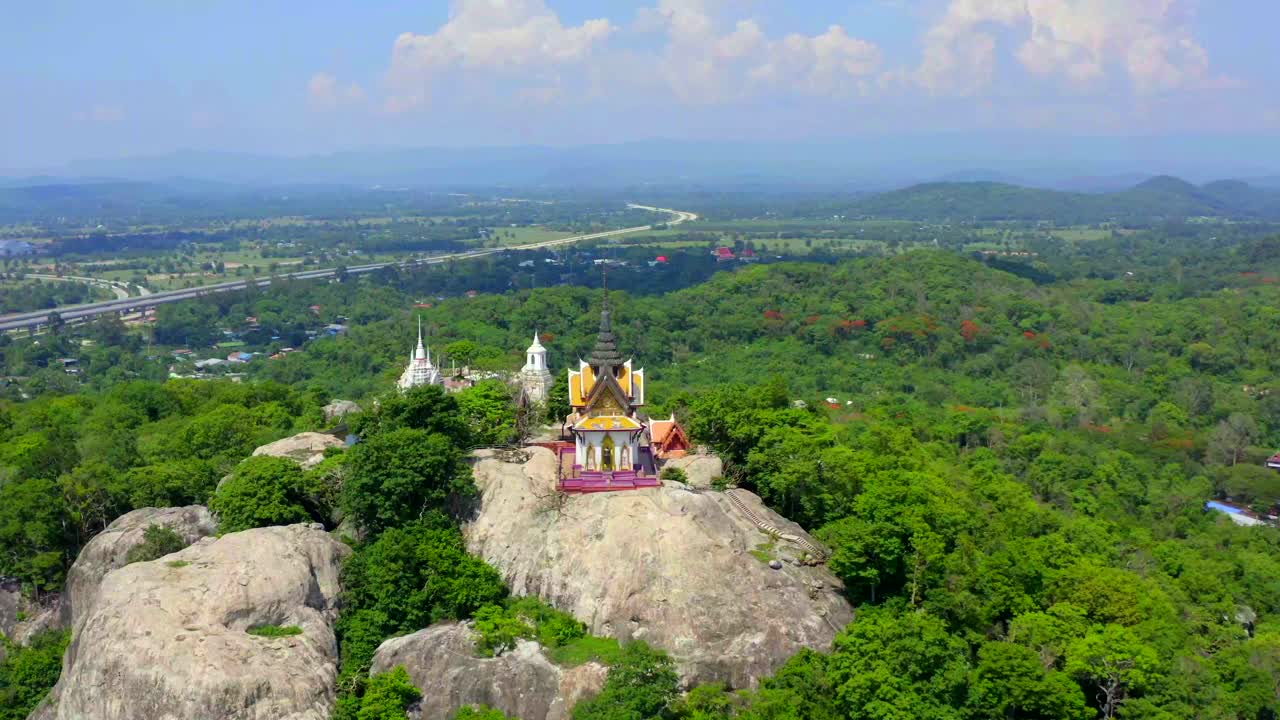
[848,176,1280,223]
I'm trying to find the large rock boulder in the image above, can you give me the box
[34,524,350,720]
[466,448,853,689]
[660,453,723,488]
[372,623,607,720]
[61,505,217,629]
[252,431,345,470]
[323,400,361,424]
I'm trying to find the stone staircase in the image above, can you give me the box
[725,489,828,561]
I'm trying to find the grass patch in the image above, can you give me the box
[246,624,303,638]
[749,541,776,564]
[547,635,625,667]
[166,560,190,568]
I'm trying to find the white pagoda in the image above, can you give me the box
[519,330,554,404]
[397,318,443,390]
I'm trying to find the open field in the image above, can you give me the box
[481,226,575,247]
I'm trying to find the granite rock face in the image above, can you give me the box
[61,505,217,628]
[323,401,361,424]
[660,452,724,488]
[371,623,607,720]
[466,448,853,689]
[0,579,61,664]
[33,524,350,720]
[251,431,345,470]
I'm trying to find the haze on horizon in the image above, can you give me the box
[5,0,1280,177]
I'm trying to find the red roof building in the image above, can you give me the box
[655,255,669,264]
[714,247,735,260]
[649,413,691,460]
[1267,452,1280,471]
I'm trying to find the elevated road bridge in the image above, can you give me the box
[0,204,697,333]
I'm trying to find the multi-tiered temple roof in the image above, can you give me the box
[397,318,443,390]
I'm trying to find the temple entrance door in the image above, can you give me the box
[601,436,615,472]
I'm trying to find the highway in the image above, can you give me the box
[0,204,697,333]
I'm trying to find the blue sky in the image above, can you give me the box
[4,0,1277,170]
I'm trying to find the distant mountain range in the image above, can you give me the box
[845,176,1280,223]
[3,173,1280,226]
[7,135,1280,191]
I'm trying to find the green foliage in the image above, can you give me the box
[454,705,513,720]
[0,630,69,720]
[658,466,688,484]
[456,380,517,446]
[124,524,188,564]
[0,478,72,592]
[350,385,471,446]
[7,229,1280,720]
[547,635,625,668]
[176,404,263,463]
[472,604,532,657]
[121,459,220,508]
[355,667,422,720]
[210,455,322,534]
[342,428,471,536]
[246,624,303,638]
[470,596,591,659]
[333,518,507,718]
[572,642,680,720]
[827,606,970,719]
[967,642,1090,720]
[1064,625,1162,719]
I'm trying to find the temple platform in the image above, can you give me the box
[559,472,662,493]
[554,443,660,493]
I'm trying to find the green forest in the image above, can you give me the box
[2,220,1280,719]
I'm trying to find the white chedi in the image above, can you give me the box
[398,319,443,390]
[519,330,554,404]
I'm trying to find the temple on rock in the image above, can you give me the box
[556,294,688,493]
[397,318,443,390]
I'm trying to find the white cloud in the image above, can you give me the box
[384,0,614,113]
[637,2,883,104]
[308,72,366,111]
[917,0,1216,95]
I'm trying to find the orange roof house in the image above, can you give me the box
[649,414,691,459]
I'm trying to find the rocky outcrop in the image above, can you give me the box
[466,448,853,689]
[61,505,217,628]
[661,453,723,488]
[0,579,62,664]
[0,579,61,653]
[372,623,607,720]
[251,431,345,470]
[34,524,350,720]
[323,400,361,423]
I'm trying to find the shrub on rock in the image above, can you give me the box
[123,524,188,565]
[211,456,323,533]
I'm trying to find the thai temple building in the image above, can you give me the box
[397,319,443,391]
[557,295,688,492]
[649,413,692,459]
[519,331,554,405]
